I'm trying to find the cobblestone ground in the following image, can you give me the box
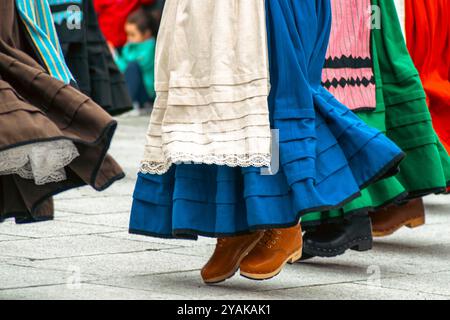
[1,116,450,300]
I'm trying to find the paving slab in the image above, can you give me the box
[242,283,448,300]
[54,179,135,200]
[306,242,450,276]
[0,234,29,242]
[25,251,205,278]
[92,258,404,299]
[57,212,131,229]
[0,234,175,260]
[355,270,450,297]
[0,116,449,300]
[372,223,450,247]
[0,264,91,290]
[0,283,186,300]
[99,231,215,247]
[0,220,121,239]
[54,195,133,214]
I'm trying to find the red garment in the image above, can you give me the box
[94,0,155,48]
[405,0,450,152]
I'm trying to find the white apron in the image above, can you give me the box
[140,0,272,174]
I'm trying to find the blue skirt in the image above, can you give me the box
[129,0,404,239]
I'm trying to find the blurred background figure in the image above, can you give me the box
[94,0,165,116]
[111,9,158,115]
[142,0,165,28]
[94,0,156,49]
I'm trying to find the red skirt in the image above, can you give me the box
[405,0,450,152]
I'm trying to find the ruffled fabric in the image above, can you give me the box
[303,31,408,226]
[302,0,450,227]
[375,0,450,194]
[0,0,124,223]
[142,91,272,175]
[405,0,450,153]
[129,0,404,239]
[0,140,79,185]
[49,0,133,116]
[140,0,272,174]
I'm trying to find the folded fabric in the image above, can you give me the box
[0,139,79,185]
[405,0,450,153]
[15,0,74,83]
[49,0,133,116]
[0,0,124,223]
[302,0,450,227]
[140,0,272,174]
[129,0,404,239]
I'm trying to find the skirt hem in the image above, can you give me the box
[129,190,363,240]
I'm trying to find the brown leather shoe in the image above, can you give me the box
[201,231,264,284]
[239,224,302,281]
[370,198,425,237]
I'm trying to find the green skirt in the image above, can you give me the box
[302,0,450,227]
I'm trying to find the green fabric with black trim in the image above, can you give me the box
[302,33,406,225]
[374,0,450,195]
[301,0,450,227]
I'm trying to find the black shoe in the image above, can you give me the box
[298,252,315,261]
[302,212,373,258]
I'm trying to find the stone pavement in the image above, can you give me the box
[1,116,450,300]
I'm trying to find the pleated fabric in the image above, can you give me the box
[375,0,450,195]
[0,0,124,223]
[140,0,272,175]
[129,0,404,239]
[303,30,407,226]
[49,0,133,116]
[302,0,450,227]
[405,0,450,153]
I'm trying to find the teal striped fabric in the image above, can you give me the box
[48,0,82,4]
[15,0,74,83]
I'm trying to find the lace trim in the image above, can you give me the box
[0,140,80,185]
[140,153,271,175]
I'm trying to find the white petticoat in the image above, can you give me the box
[0,140,80,185]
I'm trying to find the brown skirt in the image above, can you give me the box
[0,0,124,223]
